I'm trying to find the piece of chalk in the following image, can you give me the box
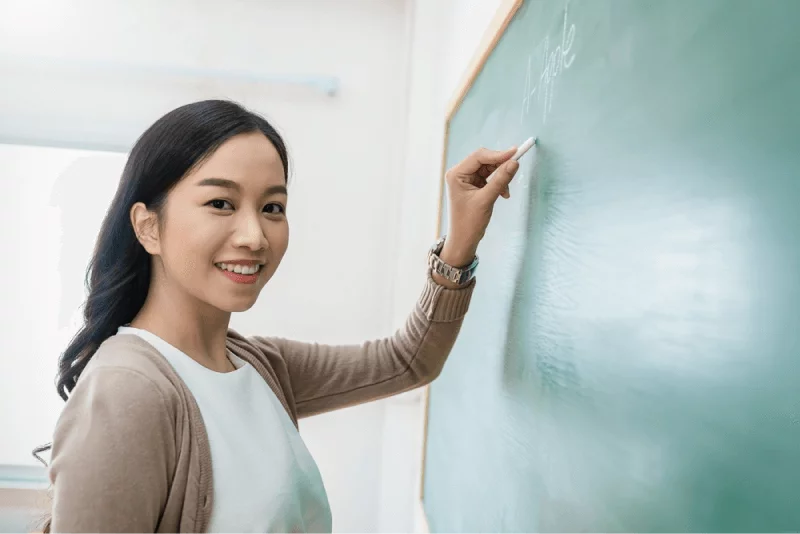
[485,137,537,183]
[511,136,536,161]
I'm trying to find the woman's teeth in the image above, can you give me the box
[216,263,262,275]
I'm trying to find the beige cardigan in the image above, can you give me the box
[48,275,474,532]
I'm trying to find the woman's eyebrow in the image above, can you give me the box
[197,178,286,196]
[197,177,240,191]
[264,185,288,196]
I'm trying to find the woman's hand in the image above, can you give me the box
[433,147,520,287]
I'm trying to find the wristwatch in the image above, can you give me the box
[427,236,479,285]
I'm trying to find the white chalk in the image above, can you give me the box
[511,136,536,161]
[486,137,536,183]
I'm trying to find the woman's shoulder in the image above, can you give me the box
[226,328,281,356]
[225,329,290,376]
[79,333,184,406]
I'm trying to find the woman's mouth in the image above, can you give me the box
[215,262,263,284]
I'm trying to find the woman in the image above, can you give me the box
[40,99,520,532]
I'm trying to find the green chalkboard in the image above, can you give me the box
[423,0,800,531]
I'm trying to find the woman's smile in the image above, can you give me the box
[214,261,264,285]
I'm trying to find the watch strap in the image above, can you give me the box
[428,236,479,285]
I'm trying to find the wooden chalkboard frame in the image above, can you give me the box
[417,0,524,530]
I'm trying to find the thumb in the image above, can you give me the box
[481,160,519,202]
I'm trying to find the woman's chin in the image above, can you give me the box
[207,291,261,314]
[222,297,259,313]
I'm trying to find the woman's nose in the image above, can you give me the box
[232,213,268,251]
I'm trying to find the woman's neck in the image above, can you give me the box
[130,280,234,373]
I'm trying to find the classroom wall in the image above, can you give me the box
[392,0,505,322]
[382,0,504,531]
[0,1,411,532]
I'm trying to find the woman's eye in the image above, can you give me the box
[208,199,233,210]
[263,203,285,215]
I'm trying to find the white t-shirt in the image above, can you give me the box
[117,326,332,533]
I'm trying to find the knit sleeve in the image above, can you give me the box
[253,273,475,418]
[49,365,176,533]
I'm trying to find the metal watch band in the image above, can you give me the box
[427,236,479,285]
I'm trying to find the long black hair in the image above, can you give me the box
[55,99,289,401]
[35,98,288,534]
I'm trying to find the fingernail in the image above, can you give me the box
[507,161,519,171]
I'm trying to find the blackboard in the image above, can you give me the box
[421,0,800,531]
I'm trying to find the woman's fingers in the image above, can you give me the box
[453,147,516,175]
[479,160,520,202]
[477,165,494,179]
[446,146,517,200]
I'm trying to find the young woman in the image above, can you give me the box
[40,99,520,532]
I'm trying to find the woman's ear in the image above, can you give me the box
[130,202,161,255]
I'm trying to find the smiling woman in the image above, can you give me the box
[128,131,290,322]
[38,99,520,533]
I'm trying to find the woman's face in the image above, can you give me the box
[139,131,289,313]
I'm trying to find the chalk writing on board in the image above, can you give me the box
[521,4,577,125]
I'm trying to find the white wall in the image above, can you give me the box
[392,0,506,330]
[382,0,504,531]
